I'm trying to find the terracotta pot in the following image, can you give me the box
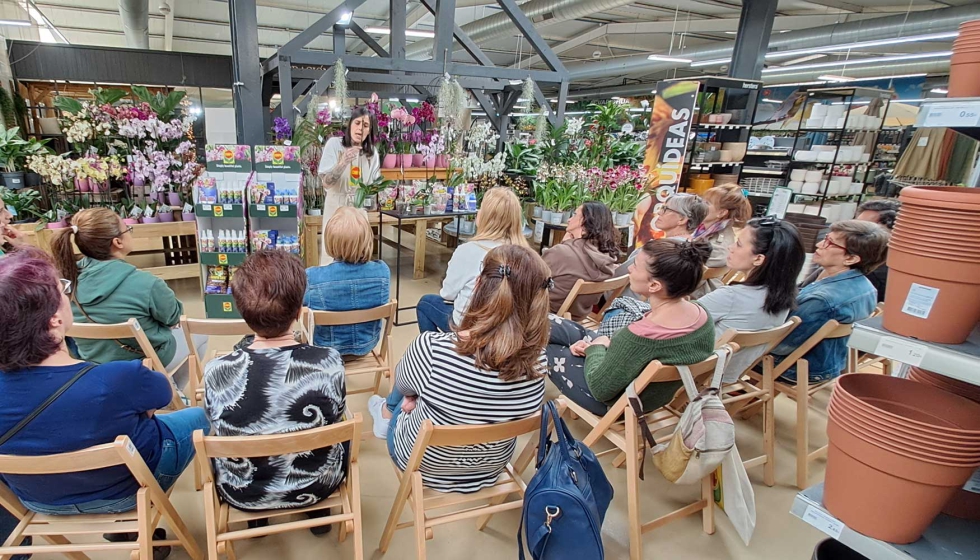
[836,374,980,435]
[888,246,980,279]
[895,209,980,224]
[884,269,980,344]
[399,154,413,168]
[943,485,980,521]
[382,154,398,169]
[899,186,980,211]
[823,434,967,543]
[889,237,980,258]
[892,220,980,239]
[910,368,980,404]
[890,231,980,249]
[828,399,980,456]
[950,65,980,97]
[412,154,425,168]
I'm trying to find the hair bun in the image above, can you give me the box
[679,239,711,265]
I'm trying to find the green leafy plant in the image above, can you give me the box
[131,86,187,120]
[0,88,17,132]
[0,128,28,172]
[90,87,128,107]
[504,142,541,176]
[609,139,644,168]
[351,177,395,208]
[0,187,43,220]
[53,96,84,115]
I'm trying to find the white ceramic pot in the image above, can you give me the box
[788,181,804,193]
[804,170,824,183]
[802,182,820,195]
[533,205,543,218]
[541,210,554,223]
[817,151,836,163]
[850,183,864,195]
[549,211,563,225]
[811,104,829,119]
[790,169,807,182]
[805,118,824,129]
[795,151,817,162]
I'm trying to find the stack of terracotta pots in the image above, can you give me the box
[909,367,980,521]
[883,186,980,344]
[950,20,980,97]
[824,374,980,543]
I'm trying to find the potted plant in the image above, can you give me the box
[36,209,67,230]
[553,181,579,225]
[505,142,542,178]
[351,176,395,210]
[0,187,43,223]
[0,128,49,190]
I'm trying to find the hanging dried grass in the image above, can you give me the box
[332,60,348,113]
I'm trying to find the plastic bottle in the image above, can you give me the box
[466,188,477,212]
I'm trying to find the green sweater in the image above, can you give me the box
[584,313,716,412]
[72,257,183,365]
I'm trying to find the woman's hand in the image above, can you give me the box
[590,336,611,348]
[401,396,418,414]
[570,340,591,356]
[2,225,24,247]
[341,147,360,166]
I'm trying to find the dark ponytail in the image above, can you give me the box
[742,218,805,315]
[641,238,711,299]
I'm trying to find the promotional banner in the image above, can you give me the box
[205,144,252,173]
[254,145,302,173]
[634,80,699,247]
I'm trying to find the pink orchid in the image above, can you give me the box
[370,92,379,104]
[405,115,417,126]
[391,107,408,121]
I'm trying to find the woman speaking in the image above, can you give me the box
[317,106,381,265]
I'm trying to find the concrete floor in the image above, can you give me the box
[160,230,831,560]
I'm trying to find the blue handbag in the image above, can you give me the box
[518,401,613,559]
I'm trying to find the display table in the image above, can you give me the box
[380,167,451,181]
[792,484,980,560]
[379,208,477,325]
[30,220,199,281]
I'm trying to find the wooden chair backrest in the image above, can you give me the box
[717,317,802,356]
[68,318,166,374]
[556,275,630,318]
[193,415,362,483]
[722,270,745,285]
[702,266,731,282]
[178,315,254,363]
[403,412,542,472]
[770,319,853,378]
[300,301,396,357]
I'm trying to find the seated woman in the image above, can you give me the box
[305,206,390,356]
[51,207,205,388]
[368,245,548,493]
[204,251,347,532]
[690,184,752,298]
[543,201,620,321]
[547,239,715,416]
[616,193,708,300]
[0,249,208,535]
[697,217,806,383]
[772,220,888,383]
[417,187,528,333]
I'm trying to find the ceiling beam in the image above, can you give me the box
[514,25,608,69]
[164,0,175,51]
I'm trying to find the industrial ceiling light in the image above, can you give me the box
[817,75,856,82]
[765,32,958,60]
[762,51,951,74]
[691,58,730,68]
[765,73,928,88]
[647,54,693,64]
[0,19,31,26]
[931,88,948,94]
[783,54,827,66]
[364,26,435,38]
[761,98,782,103]
[338,12,353,26]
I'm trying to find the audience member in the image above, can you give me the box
[855,199,900,302]
[417,187,528,333]
[0,198,25,256]
[305,207,390,356]
[772,220,888,383]
[547,239,715,415]
[368,245,547,492]
[51,208,205,388]
[691,185,752,298]
[697,217,806,382]
[543,201,620,320]
[204,251,346,533]
[0,249,207,542]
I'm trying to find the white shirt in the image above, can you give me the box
[440,240,504,325]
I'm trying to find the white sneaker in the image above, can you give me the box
[368,395,389,440]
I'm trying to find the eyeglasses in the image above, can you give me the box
[59,279,72,295]
[657,205,685,218]
[122,226,134,235]
[819,236,849,253]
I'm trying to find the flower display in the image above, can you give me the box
[27,154,74,186]
[272,117,292,144]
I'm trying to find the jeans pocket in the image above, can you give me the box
[77,496,138,515]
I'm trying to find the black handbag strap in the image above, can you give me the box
[0,364,97,449]
[626,385,657,481]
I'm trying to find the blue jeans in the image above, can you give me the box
[22,408,211,515]
[385,388,405,462]
[416,294,453,333]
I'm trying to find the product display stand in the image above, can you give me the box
[791,315,980,558]
[249,146,303,260]
[197,145,252,319]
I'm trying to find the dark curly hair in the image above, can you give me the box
[579,201,621,259]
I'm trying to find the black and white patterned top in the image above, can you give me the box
[203,344,348,511]
[391,332,546,493]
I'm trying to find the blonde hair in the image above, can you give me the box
[325,207,373,264]
[704,184,752,227]
[472,187,529,247]
[52,207,124,288]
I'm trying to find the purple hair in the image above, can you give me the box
[0,248,63,371]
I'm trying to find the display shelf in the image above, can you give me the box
[195,203,245,218]
[798,127,875,133]
[199,252,248,266]
[746,150,792,157]
[204,293,241,319]
[741,167,786,176]
[792,483,980,560]
[248,203,298,219]
[380,167,452,181]
[848,315,980,387]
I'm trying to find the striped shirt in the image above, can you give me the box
[391,331,546,493]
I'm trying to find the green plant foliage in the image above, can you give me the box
[53,96,84,114]
[0,88,16,132]
[131,86,187,120]
[504,142,541,176]
[12,90,28,133]
[0,187,43,220]
[90,87,128,107]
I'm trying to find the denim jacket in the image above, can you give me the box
[772,269,877,382]
[304,261,390,356]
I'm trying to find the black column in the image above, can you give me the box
[229,0,265,146]
[727,0,778,81]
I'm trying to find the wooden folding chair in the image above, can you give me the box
[179,316,255,409]
[713,317,802,487]
[701,265,731,285]
[556,275,630,330]
[299,300,397,396]
[193,414,364,560]
[378,411,544,559]
[560,346,738,560]
[721,269,745,285]
[847,305,891,375]
[0,436,203,560]
[735,319,855,489]
[68,319,185,410]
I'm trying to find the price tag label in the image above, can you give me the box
[223,204,232,210]
[873,336,927,367]
[222,301,233,312]
[268,206,278,217]
[218,254,228,265]
[802,505,844,539]
[202,204,212,211]
[256,204,266,211]
[902,283,939,319]
[280,205,289,212]
[213,205,224,217]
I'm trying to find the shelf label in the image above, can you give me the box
[902,283,939,319]
[256,204,266,211]
[963,468,980,494]
[201,204,212,211]
[873,336,927,367]
[802,505,844,539]
[280,205,289,212]
[223,204,233,210]
[213,205,224,217]
[917,103,980,129]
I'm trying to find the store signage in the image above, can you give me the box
[916,103,980,129]
[254,145,302,173]
[206,144,253,172]
[635,80,699,247]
